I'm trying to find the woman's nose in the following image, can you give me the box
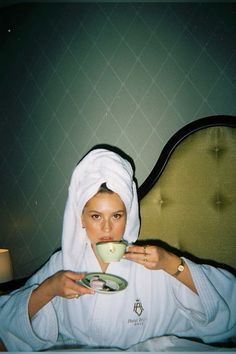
[103,219,111,232]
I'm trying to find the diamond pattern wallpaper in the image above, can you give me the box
[1,2,236,278]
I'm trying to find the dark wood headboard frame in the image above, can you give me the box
[138,115,236,200]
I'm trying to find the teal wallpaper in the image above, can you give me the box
[1,2,236,278]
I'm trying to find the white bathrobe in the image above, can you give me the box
[0,247,236,351]
[0,148,236,351]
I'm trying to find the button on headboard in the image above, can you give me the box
[138,116,236,272]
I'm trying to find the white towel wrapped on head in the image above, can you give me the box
[62,148,140,271]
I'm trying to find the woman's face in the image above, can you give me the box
[81,192,127,248]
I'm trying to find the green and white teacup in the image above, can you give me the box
[96,241,127,262]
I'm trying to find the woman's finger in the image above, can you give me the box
[64,271,86,281]
[124,250,149,263]
[126,245,150,255]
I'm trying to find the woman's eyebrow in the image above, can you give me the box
[87,209,101,213]
[86,209,125,213]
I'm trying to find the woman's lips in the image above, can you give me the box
[99,237,113,242]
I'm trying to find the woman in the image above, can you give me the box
[0,147,235,351]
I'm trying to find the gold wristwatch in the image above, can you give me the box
[172,258,185,277]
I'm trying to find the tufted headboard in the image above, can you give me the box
[138,116,236,273]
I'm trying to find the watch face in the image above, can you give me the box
[178,265,184,272]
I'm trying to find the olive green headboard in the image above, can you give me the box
[138,116,236,272]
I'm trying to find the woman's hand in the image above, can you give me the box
[124,244,197,293]
[123,244,170,270]
[43,271,94,299]
[28,271,94,319]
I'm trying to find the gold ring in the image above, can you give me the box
[143,245,147,253]
[144,254,148,263]
[74,294,80,299]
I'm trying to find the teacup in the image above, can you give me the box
[96,241,127,262]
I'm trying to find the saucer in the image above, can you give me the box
[79,272,128,294]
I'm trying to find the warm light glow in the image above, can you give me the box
[0,249,13,283]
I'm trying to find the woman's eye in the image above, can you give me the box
[113,213,122,220]
[91,214,101,220]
